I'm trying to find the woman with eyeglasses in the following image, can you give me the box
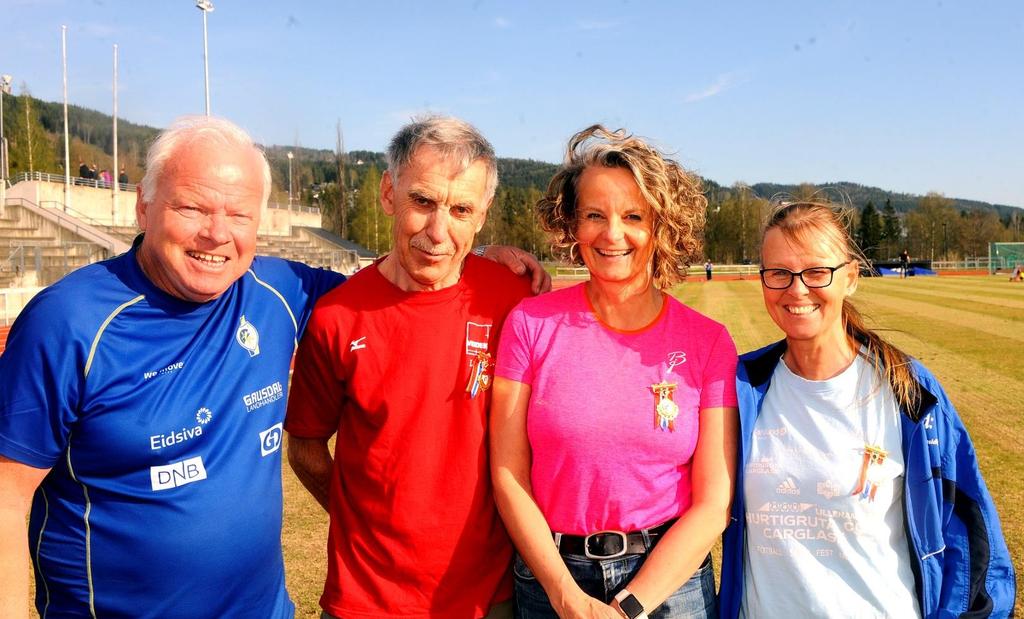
[490,126,738,619]
[718,202,1016,618]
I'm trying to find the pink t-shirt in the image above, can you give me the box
[496,284,738,534]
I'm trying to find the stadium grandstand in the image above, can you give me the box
[0,172,375,332]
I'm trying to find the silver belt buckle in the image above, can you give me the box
[583,530,628,559]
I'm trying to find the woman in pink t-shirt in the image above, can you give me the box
[491,125,738,619]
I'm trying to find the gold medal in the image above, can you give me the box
[651,381,679,431]
[465,351,493,398]
[851,444,888,502]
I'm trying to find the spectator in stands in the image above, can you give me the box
[490,125,737,618]
[77,160,89,181]
[99,169,112,188]
[119,166,129,186]
[0,115,548,619]
[719,201,1016,618]
[286,116,532,619]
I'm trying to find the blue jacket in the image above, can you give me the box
[720,341,1016,618]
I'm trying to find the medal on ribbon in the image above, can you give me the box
[651,381,679,431]
[465,351,493,398]
[851,444,888,502]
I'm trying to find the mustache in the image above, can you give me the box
[410,237,455,256]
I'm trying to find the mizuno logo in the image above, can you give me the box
[350,336,367,352]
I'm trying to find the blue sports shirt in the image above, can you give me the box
[0,243,344,618]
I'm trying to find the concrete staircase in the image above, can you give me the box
[0,212,91,289]
[257,227,361,274]
[0,199,128,288]
[1,201,363,290]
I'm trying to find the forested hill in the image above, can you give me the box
[748,182,1020,219]
[5,95,1020,218]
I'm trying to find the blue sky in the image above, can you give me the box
[5,1,1023,207]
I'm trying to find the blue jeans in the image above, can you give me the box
[513,552,717,618]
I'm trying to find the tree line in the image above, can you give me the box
[4,92,1022,264]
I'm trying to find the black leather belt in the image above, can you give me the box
[553,519,677,559]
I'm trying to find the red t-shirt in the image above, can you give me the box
[286,256,530,619]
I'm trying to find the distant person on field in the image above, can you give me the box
[1009,264,1023,282]
[705,259,713,281]
[718,201,1016,618]
[285,116,537,619]
[491,125,738,618]
[899,247,910,278]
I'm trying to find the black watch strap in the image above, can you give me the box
[614,589,647,619]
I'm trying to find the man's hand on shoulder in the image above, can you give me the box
[478,245,552,295]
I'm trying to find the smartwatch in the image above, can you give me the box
[614,589,648,619]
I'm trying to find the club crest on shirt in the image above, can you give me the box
[667,351,686,372]
[465,321,492,355]
[235,315,260,357]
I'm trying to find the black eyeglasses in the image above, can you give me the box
[759,261,851,289]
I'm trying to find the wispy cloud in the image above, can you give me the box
[684,73,740,103]
[493,17,511,29]
[575,19,618,31]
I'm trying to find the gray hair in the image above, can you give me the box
[140,115,272,207]
[385,115,498,204]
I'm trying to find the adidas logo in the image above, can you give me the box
[776,477,800,495]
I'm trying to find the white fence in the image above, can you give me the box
[552,264,762,279]
[1,287,44,326]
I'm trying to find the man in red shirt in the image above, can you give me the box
[286,116,532,619]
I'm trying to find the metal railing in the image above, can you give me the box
[11,172,322,215]
[13,171,134,193]
[2,245,25,281]
[2,197,130,256]
[931,258,995,271]
[267,201,320,215]
[39,200,108,229]
[685,264,761,277]
[554,266,590,278]
[552,263,763,279]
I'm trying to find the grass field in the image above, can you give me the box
[279,274,1022,617]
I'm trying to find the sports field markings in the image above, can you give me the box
[866,278,1024,308]
[862,286,1024,319]
[857,290,1024,345]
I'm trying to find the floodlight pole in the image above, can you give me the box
[112,44,119,225]
[0,74,11,217]
[196,0,214,116]
[287,151,294,208]
[62,25,71,212]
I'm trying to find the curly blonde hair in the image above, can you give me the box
[536,125,706,289]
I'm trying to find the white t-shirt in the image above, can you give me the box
[740,354,921,619]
